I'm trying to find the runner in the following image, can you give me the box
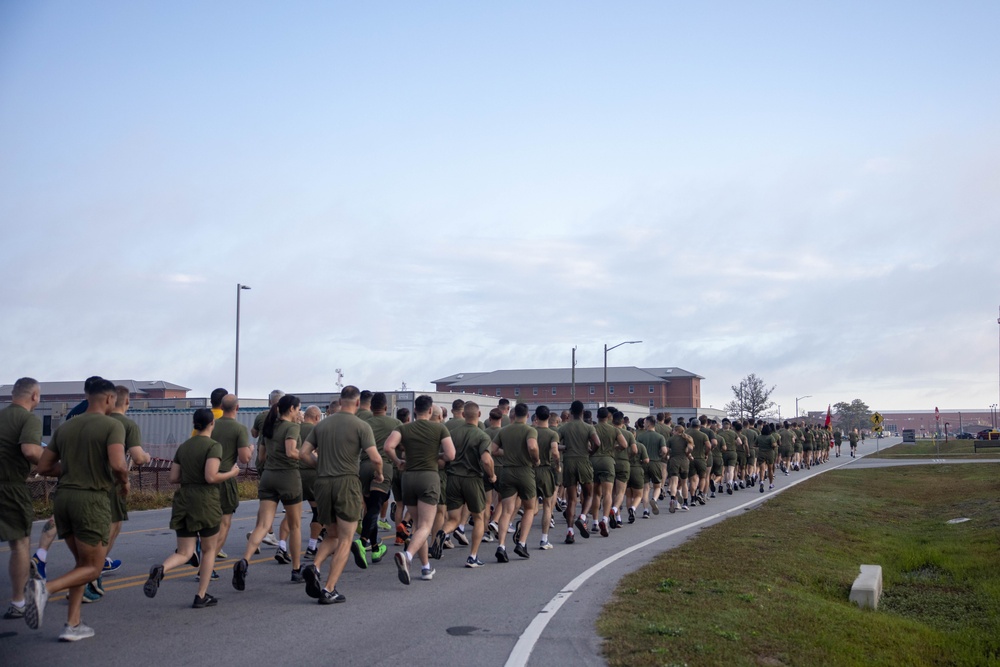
[610,411,634,528]
[210,395,252,565]
[559,401,599,544]
[636,416,666,516]
[1,378,43,621]
[384,395,455,584]
[497,398,512,426]
[718,418,738,494]
[590,408,626,536]
[299,385,381,604]
[625,422,649,522]
[777,422,794,475]
[248,389,283,549]
[756,423,778,492]
[25,377,128,641]
[532,406,560,550]
[356,390,374,422]
[439,402,496,566]
[685,418,710,506]
[666,424,693,512]
[234,395,304,590]
[849,428,859,458]
[143,409,241,608]
[490,403,540,561]
[358,392,399,565]
[296,406,322,560]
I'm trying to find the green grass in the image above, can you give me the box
[32,479,260,518]
[598,464,1000,667]
[875,439,1000,458]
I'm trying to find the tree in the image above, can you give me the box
[833,399,871,434]
[725,373,776,421]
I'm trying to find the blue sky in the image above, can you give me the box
[2,2,999,412]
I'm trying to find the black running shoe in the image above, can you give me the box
[290,568,305,584]
[628,507,636,524]
[274,549,291,565]
[565,532,575,544]
[429,530,446,560]
[574,517,590,538]
[232,559,248,591]
[513,542,530,559]
[143,565,164,598]
[319,588,346,604]
[191,593,218,609]
[495,546,509,563]
[303,565,322,599]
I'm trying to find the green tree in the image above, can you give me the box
[833,399,871,433]
[725,373,776,421]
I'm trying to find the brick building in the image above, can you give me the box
[0,379,190,403]
[432,366,703,409]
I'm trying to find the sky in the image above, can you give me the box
[2,1,999,413]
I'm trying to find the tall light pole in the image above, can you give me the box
[795,395,811,419]
[235,283,251,396]
[571,346,577,400]
[603,340,642,407]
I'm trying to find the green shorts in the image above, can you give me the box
[0,483,33,542]
[667,456,689,479]
[758,448,776,465]
[803,443,814,452]
[402,470,440,506]
[445,474,487,513]
[591,456,616,484]
[614,459,630,483]
[499,466,536,501]
[691,458,708,478]
[793,444,803,453]
[315,475,364,524]
[259,469,302,506]
[627,464,645,490]
[711,454,724,476]
[220,477,240,515]
[562,457,594,487]
[54,488,111,547]
[439,470,448,506]
[299,468,317,502]
[535,466,556,499]
[748,447,757,462]
[110,485,128,523]
[723,451,737,466]
[360,458,392,496]
[170,486,222,537]
[645,460,663,485]
[779,445,792,458]
[736,450,747,467]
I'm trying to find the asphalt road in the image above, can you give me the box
[1,437,944,666]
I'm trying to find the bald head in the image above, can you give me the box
[304,406,322,423]
[221,394,239,416]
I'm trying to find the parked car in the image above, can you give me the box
[957,432,975,439]
[976,429,1000,440]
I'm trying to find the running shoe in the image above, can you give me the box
[539,540,553,550]
[513,520,522,542]
[549,517,556,529]
[232,559,248,591]
[564,532,575,544]
[82,583,101,604]
[442,535,454,550]
[599,520,609,537]
[669,498,677,514]
[488,521,500,540]
[513,542,530,559]
[3,603,25,619]
[303,565,322,598]
[351,539,369,569]
[58,622,95,642]
[304,547,317,560]
[769,484,774,490]
[245,532,261,555]
[574,517,590,538]
[192,593,218,609]
[319,588,346,604]
[649,497,659,515]
[143,565,164,598]
[465,555,485,568]
[429,530,446,560]
[452,529,469,546]
[103,558,122,573]
[291,568,305,584]
[31,553,46,580]
[274,548,291,565]
[371,543,388,563]
[394,552,411,585]
[377,519,392,531]
[390,501,397,520]
[760,482,765,493]
[481,532,495,543]
[261,532,279,547]
[495,546,509,563]
[710,491,716,499]
[186,549,200,568]
[681,503,690,512]
[727,483,733,495]
[709,480,716,493]
[642,509,650,519]
[91,575,105,596]
[216,550,228,559]
[420,567,436,581]
[627,507,636,524]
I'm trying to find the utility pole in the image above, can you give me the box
[571,346,577,400]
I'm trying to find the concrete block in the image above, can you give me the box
[849,564,883,609]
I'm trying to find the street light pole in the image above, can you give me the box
[603,340,642,408]
[235,283,251,396]
[571,346,577,400]
[795,395,811,419]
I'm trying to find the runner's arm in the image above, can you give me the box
[363,445,383,483]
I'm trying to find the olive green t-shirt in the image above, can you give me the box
[667,434,690,458]
[264,420,301,471]
[593,422,619,459]
[615,428,634,463]
[558,420,596,459]
[109,413,142,453]
[744,427,759,449]
[630,441,648,465]
[298,422,315,469]
[718,428,736,452]
[449,423,493,478]
[654,422,672,444]
[686,427,709,458]
[757,433,777,451]
[0,404,43,484]
[493,422,538,468]
[368,414,402,461]
[536,426,559,467]
[210,416,250,473]
[252,411,268,441]
[356,409,374,423]
[48,413,126,493]
[173,435,222,486]
[444,417,466,433]
[305,412,377,477]
[394,419,450,472]
[849,432,859,445]
[637,430,666,462]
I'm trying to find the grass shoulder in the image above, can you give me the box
[875,439,1000,458]
[598,464,1000,667]
[33,479,260,519]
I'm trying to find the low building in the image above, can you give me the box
[0,379,190,403]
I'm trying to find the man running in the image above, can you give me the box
[636,417,666,516]
[490,403,540,561]
[558,401,599,543]
[211,395,252,563]
[532,406,560,550]
[104,386,151,580]
[358,393,399,565]
[590,408,626,536]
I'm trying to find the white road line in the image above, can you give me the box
[503,454,860,667]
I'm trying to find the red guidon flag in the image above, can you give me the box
[825,405,832,428]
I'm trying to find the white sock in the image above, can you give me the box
[405,551,413,562]
[278,540,287,551]
[541,533,548,543]
[308,539,317,550]
[456,525,465,534]
[10,599,25,609]
[567,527,574,535]
[36,549,48,562]
[603,516,609,525]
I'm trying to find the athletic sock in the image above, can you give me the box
[456,525,466,535]
[10,600,25,609]
[36,549,48,562]
[541,533,548,542]
[405,551,413,562]
[602,516,609,525]
[567,527,574,535]
[278,540,287,551]
[308,539,317,550]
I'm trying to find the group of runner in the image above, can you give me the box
[1,377,858,641]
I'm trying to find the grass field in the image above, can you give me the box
[32,479,260,518]
[598,464,1000,667]
[875,439,1000,458]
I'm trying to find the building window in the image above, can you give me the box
[589,386,595,395]
[514,387,520,397]
[609,385,615,395]
[628,385,634,394]
[649,399,655,408]
[649,385,654,394]
[478,388,483,395]
[496,388,501,396]
[551,387,557,396]
[532,387,538,396]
